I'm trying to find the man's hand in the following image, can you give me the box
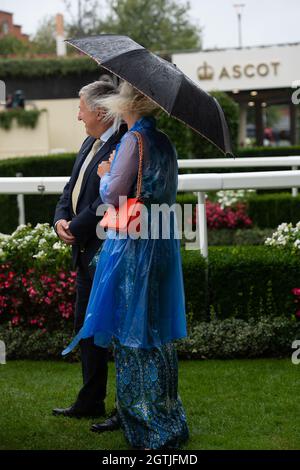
[56,220,76,245]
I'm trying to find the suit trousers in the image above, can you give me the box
[73,259,108,411]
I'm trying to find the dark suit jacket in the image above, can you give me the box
[53,126,126,270]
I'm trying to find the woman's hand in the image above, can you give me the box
[97,161,111,178]
[109,150,116,164]
[97,150,116,178]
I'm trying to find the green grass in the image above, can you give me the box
[0,359,299,450]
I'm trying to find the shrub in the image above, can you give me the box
[208,246,300,321]
[177,316,300,359]
[0,325,77,361]
[0,262,76,331]
[181,250,208,323]
[205,201,252,230]
[0,224,75,331]
[208,227,274,246]
[0,223,71,272]
[247,193,300,228]
[1,316,298,360]
[216,189,256,209]
[237,145,300,158]
[0,109,43,130]
[0,56,99,78]
[265,222,300,252]
[1,225,300,327]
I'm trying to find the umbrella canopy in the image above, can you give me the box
[67,34,234,157]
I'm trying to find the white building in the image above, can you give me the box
[173,42,300,146]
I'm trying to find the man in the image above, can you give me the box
[53,79,126,428]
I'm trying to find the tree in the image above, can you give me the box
[63,0,104,37]
[63,0,201,52]
[31,16,56,55]
[102,0,201,52]
[0,35,31,57]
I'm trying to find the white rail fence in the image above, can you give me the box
[1,165,300,258]
[178,155,300,197]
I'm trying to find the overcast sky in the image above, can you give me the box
[0,0,299,49]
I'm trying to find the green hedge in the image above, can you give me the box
[1,315,299,360]
[170,246,300,323]
[0,153,76,177]
[177,316,300,359]
[207,227,274,246]
[181,250,207,324]
[207,246,300,321]
[0,57,99,78]
[247,193,300,228]
[237,145,300,157]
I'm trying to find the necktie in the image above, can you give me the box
[72,139,103,214]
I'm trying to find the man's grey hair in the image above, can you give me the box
[79,78,116,111]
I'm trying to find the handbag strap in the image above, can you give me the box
[132,131,144,199]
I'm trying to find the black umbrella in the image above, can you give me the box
[66,34,234,157]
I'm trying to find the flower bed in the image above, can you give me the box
[205,201,252,230]
[0,263,76,330]
[0,223,75,331]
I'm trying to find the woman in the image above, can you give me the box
[63,81,189,449]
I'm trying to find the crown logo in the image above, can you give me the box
[197,62,214,80]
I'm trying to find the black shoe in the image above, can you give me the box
[52,404,105,419]
[90,414,120,433]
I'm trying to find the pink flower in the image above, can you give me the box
[11,315,20,326]
[28,287,37,297]
[292,288,300,296]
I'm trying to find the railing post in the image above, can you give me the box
[197,191,208,259]
[16,172,25,225]
[292,166,298,197]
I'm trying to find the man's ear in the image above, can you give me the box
[96,108,105,121]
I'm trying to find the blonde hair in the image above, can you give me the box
[97,81,159,127]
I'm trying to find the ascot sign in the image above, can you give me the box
[197,61,280,81]
[173,43,300,92]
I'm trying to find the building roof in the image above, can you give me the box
[171,41,300,56]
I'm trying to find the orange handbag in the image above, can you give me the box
[99,130,144,233]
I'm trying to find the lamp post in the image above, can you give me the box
[233,3,245,49]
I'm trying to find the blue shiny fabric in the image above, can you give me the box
[114,339,189,449]
[63,117,187,353]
